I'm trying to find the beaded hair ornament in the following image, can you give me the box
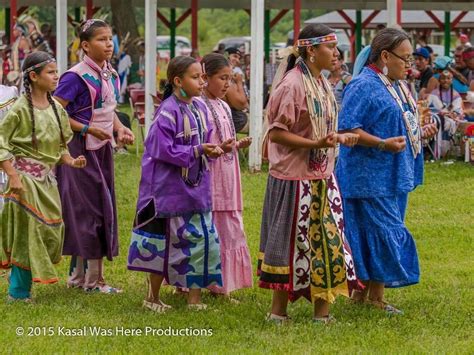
[296,33,338,47]
[440,70,452,77]
[24,58,56,73]
[82,19,106,33]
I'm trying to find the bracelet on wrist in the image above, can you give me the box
[377,139,386,151]
[80,125,89,137]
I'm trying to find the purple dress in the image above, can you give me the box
[127,96,222,289]
[54,70,119,261]
[136,97,212,217]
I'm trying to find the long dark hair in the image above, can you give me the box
[163,55,198,100]
[22,51,65,150]
[79,19,111,54]
[368,28,410,64]
[286,24,335,73]
[201,53,230,77]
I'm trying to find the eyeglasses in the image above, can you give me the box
[388,51,414,65]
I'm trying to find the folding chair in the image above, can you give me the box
[464,124,474,163]
[151,93,162,108]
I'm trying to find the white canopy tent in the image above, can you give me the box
[1,0,473,171]
[144,0,473,172]
[2,0,472,9]
[305,10,474,29]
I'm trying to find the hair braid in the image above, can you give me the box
[47,92,66,149]
[23,74,39,150]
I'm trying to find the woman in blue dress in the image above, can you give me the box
[336,28,437,314]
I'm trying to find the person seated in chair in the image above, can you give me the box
[426,70,464,158]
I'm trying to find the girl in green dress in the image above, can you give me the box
[0,51,86,302]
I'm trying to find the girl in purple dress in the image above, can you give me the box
[54,19,134,294]
[128,56,229,312]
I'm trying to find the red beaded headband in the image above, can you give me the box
[296,33,338,47]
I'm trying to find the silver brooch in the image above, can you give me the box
[101,69,111,81]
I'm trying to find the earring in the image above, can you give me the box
[382,66,389,76]
[310,56,315,63]
[180,88,188,98]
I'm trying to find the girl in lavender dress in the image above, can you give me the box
[201,53,253,300]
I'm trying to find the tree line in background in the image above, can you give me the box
[1,5,326,58]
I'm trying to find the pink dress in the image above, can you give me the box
[202,96,253,294]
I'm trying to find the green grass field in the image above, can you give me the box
[1,135,473,353]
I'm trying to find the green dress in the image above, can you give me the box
[0,96,73,283]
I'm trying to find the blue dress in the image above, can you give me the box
[336,67,424,287]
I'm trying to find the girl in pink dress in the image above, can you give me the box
[200,53,253,299]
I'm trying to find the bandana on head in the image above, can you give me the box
[296,33,338,47]
[462,50,474,61]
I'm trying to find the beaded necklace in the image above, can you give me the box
[298,59,338,173]
[173,95,208,187]
[202,93,236,163]
[368,65,422,157]
[438,86,454,111]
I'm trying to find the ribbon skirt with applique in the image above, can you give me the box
[258,174,363,303]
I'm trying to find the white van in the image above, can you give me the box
[214,36,252,54]
[156,35,192,59]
